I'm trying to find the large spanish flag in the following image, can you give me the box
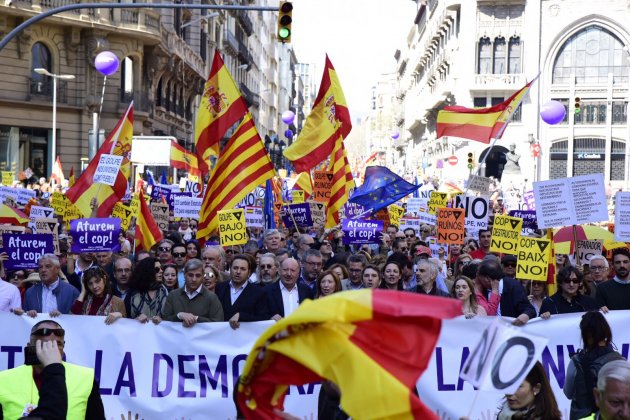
[237,290,461,419]
[66,103,133,217]
[436,77,537,143]
[197,113,276,241]
[170,140,201,177]
[195,51,249,172]
[283,55,351,173]
[135,190,163,251]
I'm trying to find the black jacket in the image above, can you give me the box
[265,281,313,318]
[499,277,537,319]
[215,281,269,322]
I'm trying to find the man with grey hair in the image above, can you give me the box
[15,254,79,317]
[162,258,223,326]
[415,260,449,297]
[201,245,229,281]
[589,255,610,297]
[299,249,323,291]
[262,229,282,253]
[592,359,630,420]
[295,233,315,261]
[257,253,280,284]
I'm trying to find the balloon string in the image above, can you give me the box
[97,75,107,140]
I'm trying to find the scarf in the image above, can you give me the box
[84,294,114,316]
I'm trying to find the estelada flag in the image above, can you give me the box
[194,51,248,173]
[237,289,461,420]
[283,55,351,173]
[135,190,163,251]
[436,76,538,144]
[66,102,133,217]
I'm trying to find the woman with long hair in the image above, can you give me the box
[564,311,624,419]
[70,266,126,324]
[328,263,349,283]
[527,281,547,317]
[162,264,179,291]
[497,362,561,420]
[128,257,169,324]
[316,270,341,298]
[540,266,600,319]
[185,240,201,260]
[451,276,486,318]
[203,264,220,293]
[380,261,404,291]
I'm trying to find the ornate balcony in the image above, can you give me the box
[472,73,526,90]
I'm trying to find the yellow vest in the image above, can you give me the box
[0,362,94,420]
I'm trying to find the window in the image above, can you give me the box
[200,29,207,61]
[508,37,521,74]
[478,38,492,74]
[478,37,521,75]
[612,101,627,124]
[491,97,504,106]
[574,100,607,125]
[473,97,487,107]
[493,38,506,74]
[31,42,52,95]
[121,57,134,101]
[552,25,630,84]
[156,77,163,107]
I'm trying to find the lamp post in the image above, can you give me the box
[33,68,75,175]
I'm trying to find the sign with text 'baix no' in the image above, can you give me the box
[281,204,313,228]
[489,215,523,255]
[94,154,123,186]
[516,236,551,281]
[218,208,248,246]
[342,219,383,245]
[312,171,333,203]
[428,192,448,215]
[3,233,54,269]
[69,218,121,253]
[436,207,465,245]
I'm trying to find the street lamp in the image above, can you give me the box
[34,68,75,176]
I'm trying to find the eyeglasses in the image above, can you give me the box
[260,264,273,269]
[225,249,235,254]
[32,328,65,337]
[173,252,186,258]
[305,261,322,268]
[158,247,172,252]
[154,266,163,273]
[590,266,606,271]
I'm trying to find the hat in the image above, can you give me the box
[24,273,41,283]
[416,246,431,256]
[501,255,517,264]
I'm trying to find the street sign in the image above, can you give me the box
[448,156,458,166]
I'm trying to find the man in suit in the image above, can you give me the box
[266,258,313,320]
[215,254,268,329]
[14,254,79,317]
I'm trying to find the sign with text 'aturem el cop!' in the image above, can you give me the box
[69,218,121,253]
[341,219,383,245]
[3,233,54,270]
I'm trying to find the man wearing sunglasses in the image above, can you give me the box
[501,255,517,281]
[172,243,187,287]
[0,320,105,419]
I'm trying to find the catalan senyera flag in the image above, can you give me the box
[195,51,249,173]
[237,290,461,420]
[68,166,75,188]
[197,113,276,241]
[292,171,313,199]
[66,103,133,217]
[436,76,538,143]
[326,135,354,228]
[135,190,163,251]
[170,141,201,177]
[50,156,65,186]
[283,55,352,173]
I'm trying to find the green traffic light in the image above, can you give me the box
[278,27,291,39]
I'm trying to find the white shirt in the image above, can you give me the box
[184,284,203,300]
[613,276,630,285]
[280,282,299,317]
[0,279,21,313]
[230,281,247,305]
[42,280,59,313]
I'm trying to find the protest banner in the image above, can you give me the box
[174,195,203,219]
[244,207,263,228]
[460,318,548,395]
[4,195,16,208]
[428,192,448,215]
[399,218,421,234]
[388,204,405,227]
[508,210,538,230]
[307,201,326,228]
[406,197,423,215]
[0,224,25,248]
[64,201,83,229]
[2,233,54,269]
[341,219,383,245]
[0,186,14,204]
[51,192,69,219]
[418,207,437,226]
[183,178,203,198]
[34,218,60,255]
[150,185,173,206]
[467,175,492,194]
[69,218,121,253]
[489,215,523,255]
[533,173,608,228]
[94,154,123,186]
[522,190,536,210]
[615,192,630,242]
[292,190,305,204]
[516,236,551,281]
[436,208,464,245]
[312,170,333,203]
[426,237,448,259]
[218,208,248,246]
[236,187,265,208]
[29,205,55,229]
[342,201,371,220]
[576,239,603,266]
[454,195,489,234]
[1,171,14,186]
[150,203,169,231]
[16,188,36,205]
[281,204,313,228]
[111,203,133,231]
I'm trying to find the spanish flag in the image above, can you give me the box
[135,190,163,251]
[283,55,351,173]
[170,140,201,177]
[0,204,29,225]
[195,51,249,173]
[326,135,354,228]
[197,113,276,241]
[436,77,538,144]
[66,103,133,217]
[68,166,75,188]
[238,290,461,419]
[50,156,65,186]
[292,171,313,199]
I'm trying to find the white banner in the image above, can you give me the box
[173,195,203,218]
[244,206,264,228]
[3,312,630,419]
[615,192,630,242]
[94,154,123,186]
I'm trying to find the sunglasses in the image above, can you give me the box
[158,247,172,252]
[173,252,186,258]
[154,266,163,273]
[260,264,273,269]
[204,272,215,279]
[416,269,427,273]
[503,263,516,268]
[564,278,580,285]
[32,328,65,337]
[405,234,415,238]
[225,249,235,254]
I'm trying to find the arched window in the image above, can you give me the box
[552,25,630,84]
[508,37,521,74]
[477,37,492,74]
[31,42,52,95]
[165,81,171,111]
[121,57,134,102]
[156,77,163,107]
[493,37,506,74]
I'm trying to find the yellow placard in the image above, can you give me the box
[218,208,248,246]
[428,192,448,215]
[388,204,405,227]
[51,192,68,220]
[516,236,552,281]
[64,202,83,229]
[1,171,14,186]
[489,214,523,255]
[129,193,141,218]
[112,202,133,231]
[292,190,305,204]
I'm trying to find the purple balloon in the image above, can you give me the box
[284,129,293,139]
[391,131,400,140]
[95,51,120,76]
[281,110,295,125]
[540,100,566,125]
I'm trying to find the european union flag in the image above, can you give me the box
[349,166,421,212]
[160,170,168,185]
[145,169,156,187]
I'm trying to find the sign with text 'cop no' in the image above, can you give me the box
[70,218,121,253]
[218,208,248,246]
[3,233,54,270]
[436,207,465,245]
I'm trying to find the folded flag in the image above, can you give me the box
[350,166,420,212]
[135,190,163,251]
[237,289,462,420]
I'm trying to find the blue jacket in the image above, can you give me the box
[23,280,79,314]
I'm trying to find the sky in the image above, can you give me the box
[291,0,418,121]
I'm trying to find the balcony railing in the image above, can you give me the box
[238,39,253,65]
[28,78,68,103]
[238,11,254,37]
[224,29,239,54]
[239,82,259,108]
[473,73,526,89]
[119,90,153,114]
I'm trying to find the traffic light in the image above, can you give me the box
[277,1,293,43]
[467,152,474,169]
[574,97,581,114]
